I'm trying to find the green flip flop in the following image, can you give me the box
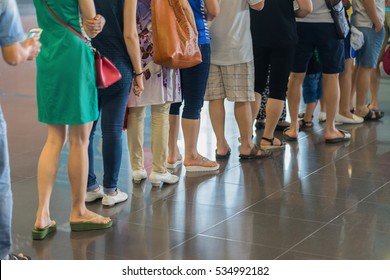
[32,221,57,240]
[70,220,113,232]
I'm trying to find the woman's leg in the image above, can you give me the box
[180,44,218,169]
[127,106,146,172]
[339,58,356,118]
[151,103,170,173]
[68,123,111,224]
[99,87,130,194]
[168,103,182,165]
[34,125,66,229]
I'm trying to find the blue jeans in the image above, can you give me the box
[170,44,210,119]
[0,106,12,259]
[87,85,130,194]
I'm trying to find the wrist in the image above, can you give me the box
[133,71,144,77]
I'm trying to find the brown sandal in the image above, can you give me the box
[239,145,271,159]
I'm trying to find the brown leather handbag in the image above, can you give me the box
[151,0,202,69]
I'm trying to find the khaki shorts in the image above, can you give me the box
[205,61,255,102]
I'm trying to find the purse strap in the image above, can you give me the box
[324,0,335,10]
[43,0,91,47]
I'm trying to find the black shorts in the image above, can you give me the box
[253,46,295,101]
[292,23,345,74]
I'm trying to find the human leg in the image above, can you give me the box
[260,98,285,148]
[369,67,381,110]
[167,107,182,167]
[354,26,385,120]
[85,120,104,202]
[0,107,12,259]
[285,23,314,139]
[208,99,230,156]
[151,103,170,173]
[149,103,179,185]
[251,93,262,127]
[127,106,147,182]
[338,58,359,119]
[99,87,130,194]
[369,14,390,111]
[285,72,305,139]
[260,47,294,147]
[180,44,219,171]
[34,124,66,233]
[322,73,347,140]
[127,106,146,171]
[68,124,112,227]
[205,64,230,156]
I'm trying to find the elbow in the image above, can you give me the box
[124,32,139,45]
[251,2,265,11]
[302,8,312,17]
[303,4,313,15]
[4,54,20,66]
[208,8,220,18]
[296,6,313,18]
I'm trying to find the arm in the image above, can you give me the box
[342,0,352,10]
[1,36,41,66]
[123,0,144,94]
[250,0,265,11]
[79,0,105,38]
[295,0,313,18]
[204,0,220,20]
[363,0,383,32]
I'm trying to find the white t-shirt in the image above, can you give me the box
[209,0,262,65]
[296,0,333,23]
[351,0,385,28]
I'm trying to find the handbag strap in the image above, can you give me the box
[324,0,335,10]
[43,0,90,46]
[325,0,343,10]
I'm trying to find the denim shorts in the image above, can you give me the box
[302,73,322,104]
[344,32,353,59]
[355,26,385,68]
[292,23,345,74]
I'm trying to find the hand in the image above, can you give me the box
[374,22,384,33]
[23,36,41,60]
[132,74,144,96]
[342,0,352,10]
[83,14,106,38]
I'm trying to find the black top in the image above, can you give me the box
[92,0,133,90]
[250,0,297,48]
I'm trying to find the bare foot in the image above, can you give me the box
[34,216,55,230]
[69,209,111,225]
[184,154,218,168]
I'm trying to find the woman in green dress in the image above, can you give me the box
[32,0,111,240]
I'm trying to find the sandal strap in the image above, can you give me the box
[261,136,274,145]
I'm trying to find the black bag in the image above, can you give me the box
[325,0,350,39]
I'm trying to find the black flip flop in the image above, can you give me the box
[215,147,231,159]
[325,129,351,144]
[283,127,298,142]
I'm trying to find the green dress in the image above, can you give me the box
[34,0,98,125]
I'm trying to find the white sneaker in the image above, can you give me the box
[149,171,179,187]
[102,189,128,206]
[132,169,147,183]
[85,185,104,202]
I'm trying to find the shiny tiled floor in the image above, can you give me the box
[1,2,389,260]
